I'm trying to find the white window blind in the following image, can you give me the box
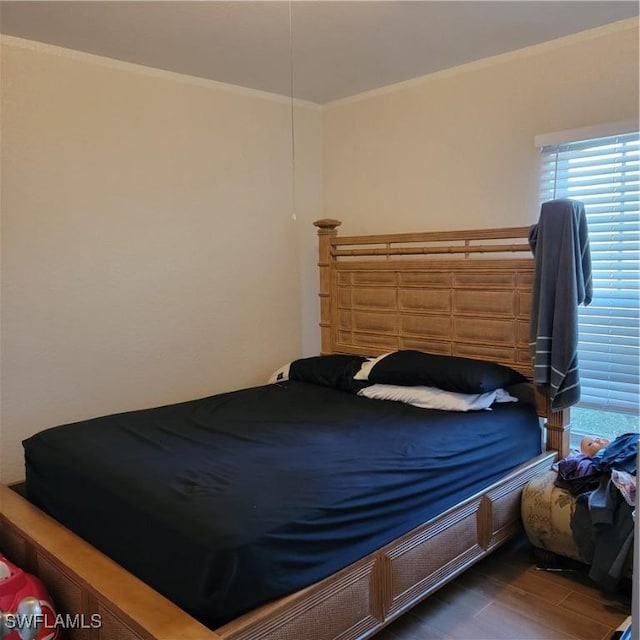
[539,130,639,414]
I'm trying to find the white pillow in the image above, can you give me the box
[357,384,518,412]
[268,362,291,384]
[353,353,392,380]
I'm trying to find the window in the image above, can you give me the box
[538,127,639,446]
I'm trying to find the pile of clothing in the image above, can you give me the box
[554,432,638,590]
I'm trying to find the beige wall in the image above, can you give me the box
[0,38,322,483]
[323,19,639,235]
[1,19,638,484]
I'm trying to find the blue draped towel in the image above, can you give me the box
[528,199,592,410]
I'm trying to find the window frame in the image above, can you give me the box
[536,123,639,442]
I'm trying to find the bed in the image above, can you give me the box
[0,219,569,640]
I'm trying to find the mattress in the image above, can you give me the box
[24,380,542,628]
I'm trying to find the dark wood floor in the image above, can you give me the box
[373,533,631,640]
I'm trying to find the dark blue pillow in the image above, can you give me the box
[289,355,370,393]
[365,350,526,394]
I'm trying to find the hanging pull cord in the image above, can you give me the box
[289,0,297,221]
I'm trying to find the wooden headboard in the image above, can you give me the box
[314,218,570,456]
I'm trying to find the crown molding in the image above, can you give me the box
[0,34,322,111]
[325,17,639,109]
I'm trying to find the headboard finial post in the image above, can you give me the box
[313,219,342,234]
[314,220,341,355]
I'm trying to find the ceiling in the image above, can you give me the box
[0,1,637,104]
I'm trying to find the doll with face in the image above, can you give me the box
[580,435,610,457]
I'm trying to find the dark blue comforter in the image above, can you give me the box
[24,380,541,627]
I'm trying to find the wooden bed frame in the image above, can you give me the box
[0,220,570,640]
